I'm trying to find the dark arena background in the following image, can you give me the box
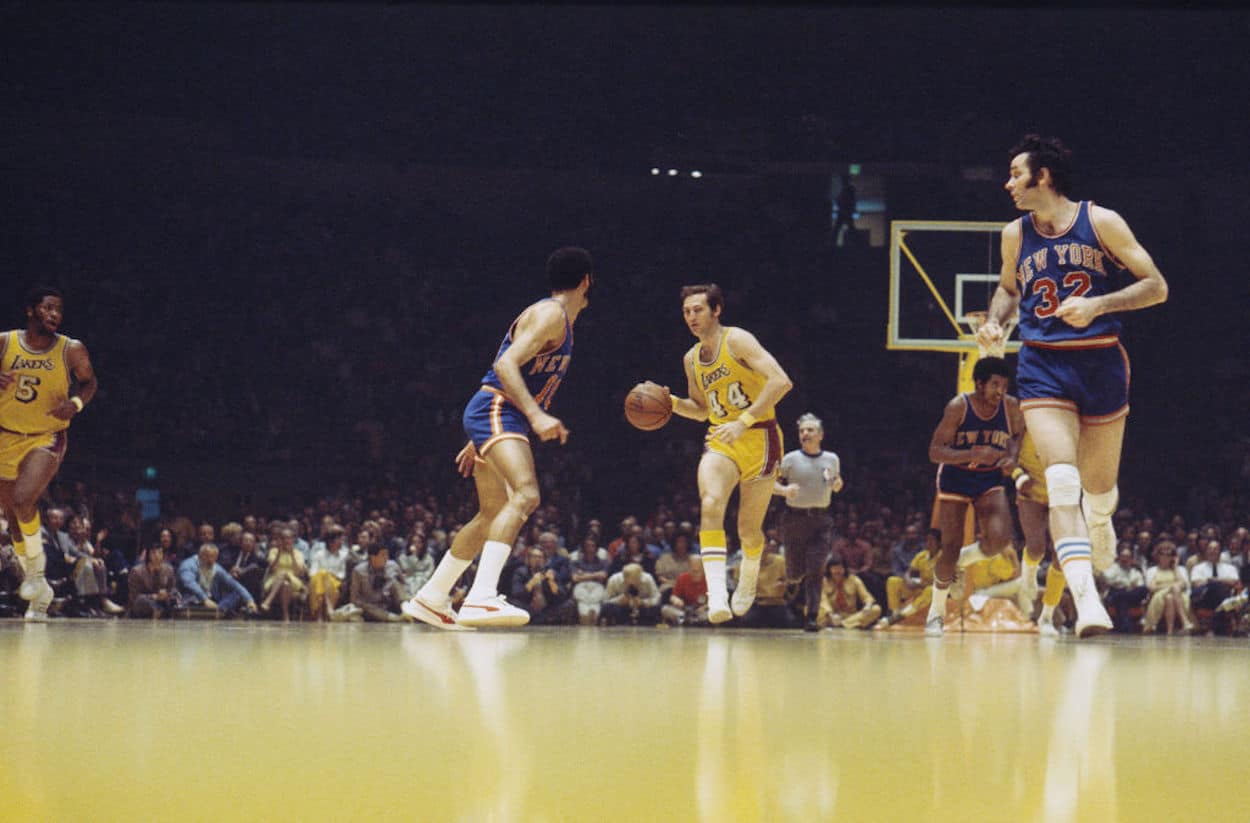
[2,4,1249,821]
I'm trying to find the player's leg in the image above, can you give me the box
[1026,406,1110,638]
[697,451,740,624]
[1016,496,1050,623]
[925,499,967,636]
[405,453,509,629]
[10,448,61,619]
[1078,417,1126,573]
[730,474,773,617]
[456,438,543,626]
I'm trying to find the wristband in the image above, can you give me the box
[70,396,84,413]
[1012,468,1029,491]
[738,411,757,428]
[670,395,679,412]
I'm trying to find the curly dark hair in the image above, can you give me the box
[1010,134,1073,196]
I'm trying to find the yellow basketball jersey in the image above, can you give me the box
[965,550,1017,591]
[0,331,72,434]
[687,328,774,426]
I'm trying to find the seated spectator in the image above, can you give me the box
[654,532,695,599]
[177,543,258,617]
[510,547,575,625]
[1189,539,1242,635]
[350,542,405,622]
[662,555,709,627]
[216,522,245,571]
[608,534,657,580]
[1099,547,1148,634]
[399,534,435,599]
[1144,541,1194,635]
[128,544,181,619]
[66,515,124,616]
[308,526,350,621]
[261,528,309,621]
[601,563,662,626]
[570,534,609,626]
[229,531,267,602]
[818,554,882,629]
[884,535,935,627]
[737,539,797,629]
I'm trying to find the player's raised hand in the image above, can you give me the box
[975,319,1004,350]
[1054,295,1100,328]
[455,441,479,477]
[0,371,15,391]
[531,410,570,444]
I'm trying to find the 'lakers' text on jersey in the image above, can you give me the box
[1016,200,1128,347]
[0,331,72,435]
[688,330,773,427]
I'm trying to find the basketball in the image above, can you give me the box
[624,383,672,431]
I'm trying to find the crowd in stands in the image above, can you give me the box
[4,468,1248,638]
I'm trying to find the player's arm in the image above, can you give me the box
[996,396,1025,471]
[710,329,793,444]
[928,397,973,466]
[492,302,570,443]
[50,339,97,420]
[977,220,1024,350]
[669,352,709,422]
[1056,206,1169,328]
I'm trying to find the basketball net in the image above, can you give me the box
[963,311,1018,358]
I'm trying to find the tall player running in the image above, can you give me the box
[642,284,792,623]
[978,135,1168,638]
[404,247,594,629]
[0,287,98,621]
[923,356,1023,636]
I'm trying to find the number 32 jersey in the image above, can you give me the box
[687,328,774,426]
[1015,200,1128,347]
[0,331,72,434]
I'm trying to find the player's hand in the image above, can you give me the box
[0,371,15,391]
[968,445,1000,466]
[530,411,570,444]
[832,475,844,493]
[709,419,748,445]
[783,485,800,501]
[1017,475,1039,498]
[975,320,1004,350]
[993,454,1017,471]
[455,441,479,478]
[48,399,77,420]
[1054,295,1101,328]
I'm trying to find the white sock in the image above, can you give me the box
[466,540,511,602]
[421,553,471,603]
[1055,539,1095,600]
[1038,604,1055,625]
[1022,551,1040,579]
[737,554,761,590]
[703,551,728,604]
[927,585,950,621]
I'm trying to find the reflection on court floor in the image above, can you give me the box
[1,622,1244,822]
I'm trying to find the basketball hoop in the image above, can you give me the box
[964,311,1018,358]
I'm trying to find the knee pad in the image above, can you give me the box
[1082,485,1118,518]
[1045,464,1082,507]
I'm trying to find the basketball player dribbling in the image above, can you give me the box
[404,247,593,630]
[641,284,792,624]
[978,135,1168,638]
[0,286,98,621]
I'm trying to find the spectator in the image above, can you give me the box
[654,532,695,599]
[1143,542,1194,635]
[230,531,267,601]
[177,543,256,616]
[350,542,405,622]
[601,563,662,626]
[1099,547,1148,634]
[67,515,124,616]
[1189,540,1241,635]
[818,554,881,630]
[128,544,181,619]
[608,533,656,580]
[308,526,350,621]
[662,555,709,626]
[216,522,245,571]
[261,528,308,621]
[399,534,435,599]
[510,547,574,625]
[570,534,609,626]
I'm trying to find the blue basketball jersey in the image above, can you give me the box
[480,298,573,410]
[1016,201,1127,347]
[950,394,1011,472]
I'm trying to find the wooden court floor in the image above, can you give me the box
[2,621,1246,822]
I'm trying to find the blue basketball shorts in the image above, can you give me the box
[462,386,531,455]
[936,464,1005,504]
[1017,342,1130,425]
